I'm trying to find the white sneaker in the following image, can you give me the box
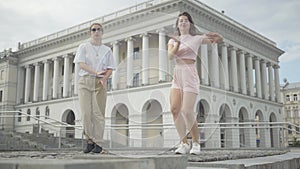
[175,143,190,154]
[190,142,201,155]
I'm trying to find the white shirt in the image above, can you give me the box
[73,42,116,77]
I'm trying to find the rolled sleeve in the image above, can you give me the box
[74,44,86,64]
[105,49,116,70]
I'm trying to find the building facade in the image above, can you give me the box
[0,0,284,149]
[281,82,300,145]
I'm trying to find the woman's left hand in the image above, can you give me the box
[206,32,223,43]
[98,78,107,89]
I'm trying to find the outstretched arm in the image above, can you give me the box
[203,32,223,44]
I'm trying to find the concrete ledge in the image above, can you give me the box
[0,155,187,169]
[188,152,300,169]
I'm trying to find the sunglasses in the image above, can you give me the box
[91,28,102,32]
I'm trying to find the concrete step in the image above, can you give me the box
[0,155,187,169]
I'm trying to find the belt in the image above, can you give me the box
[82,75,103,78]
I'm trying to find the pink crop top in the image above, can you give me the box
[168,34,205,61]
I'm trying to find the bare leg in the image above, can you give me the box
[170,88,188,143]
[182,92,199,143]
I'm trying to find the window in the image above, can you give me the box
[288,125,292,134]
[286,110,291,118]
[27,109,31,121]
[72,63,75,73]
[286,95,290,101]
[0,70,4,80]
[107,78,112,91]
[296,126,300,134]
[133,73,139,87]
[295,110,299,118]
[0,90,2,102]
[45,106,50,119]
[17,111,22,122]
[133,47,140,60]
[121,52,126,60]
[294,94,298,101]
[62,65,64,75]
[36,107,40,119]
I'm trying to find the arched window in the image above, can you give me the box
[27,109,31,121]
[286,95,290,101]
[294,94,298,101]
[36,107,40,119]
[288,125,292,134]
[45,106,50,119]
[133,73,139,87]
[17,110,22,122]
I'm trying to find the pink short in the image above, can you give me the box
[171,64,200,94]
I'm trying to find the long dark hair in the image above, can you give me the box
[175,12,197,36]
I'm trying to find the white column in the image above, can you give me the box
[16,67,25,104]
[42,60,50,101]
[52,57,60,99]
[126,37,134,87]
[158,29,167,82]
[33,63,41,102]
[274,65,281,103]
[268,63,275,101]
[63,55,70,98]
[220,43,229,90]
[74,63,80,95]
[142,33,149,85]
[229,47,238,92]
[261,60,268,99]
[112,41,119,90]
[200,44,209,85]
[246,54,254,96]
[209,43,220,88]
[238,50,247,95]
[24,65,32,103]
[254,57,262,98]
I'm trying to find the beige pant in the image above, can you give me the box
[78,76,107,146]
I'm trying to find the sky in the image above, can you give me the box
[0,0,299,84]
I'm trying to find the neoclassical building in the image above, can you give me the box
[0,0,284,149]
[281,82,300,145]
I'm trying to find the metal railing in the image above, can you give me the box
[0,111,83,149]
[0,110,299,149]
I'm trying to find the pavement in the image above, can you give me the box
[1,148,300,169]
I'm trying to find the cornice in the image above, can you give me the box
[179,0,284,60]
[16,30,89,57]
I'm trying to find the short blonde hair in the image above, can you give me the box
[89,23,103,32]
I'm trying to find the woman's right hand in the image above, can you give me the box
[96,70,107,77]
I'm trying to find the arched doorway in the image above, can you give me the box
[142,99,163,147]
[270,112,280,148]
[111,104,129,148]
[219,104,232,148]
[255,110,264,147]
[196,100,209,147]
[62,110,75,138]
[238,107,249,147]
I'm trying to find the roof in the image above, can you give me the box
[282,82,300,90]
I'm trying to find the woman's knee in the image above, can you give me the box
[171,106,180,117]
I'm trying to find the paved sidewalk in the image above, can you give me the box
[1,148,300,169]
